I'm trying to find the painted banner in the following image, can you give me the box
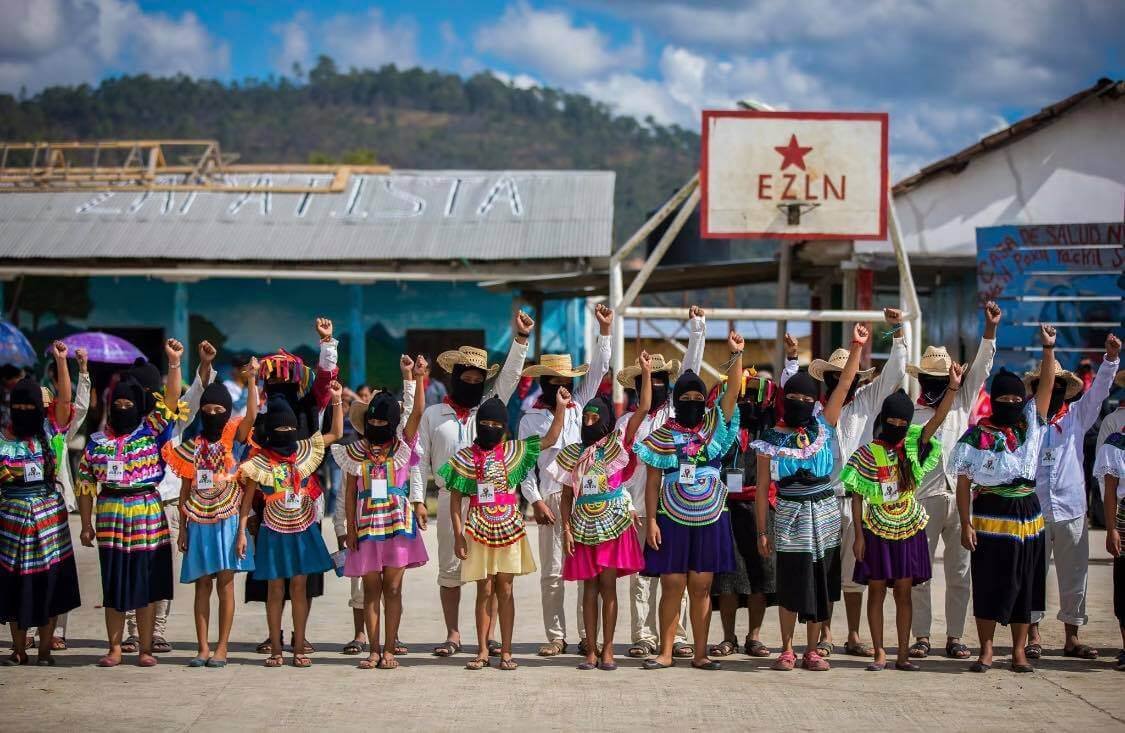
[976,222,1124,375]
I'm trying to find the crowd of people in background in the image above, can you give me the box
[0,304,1122,675]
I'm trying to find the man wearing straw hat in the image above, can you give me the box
[518,303,614,657]
[906,301,1000,661]
[412,310,535,658]
[616,305,706,659]
[781,307,907,658]
[1024,332,1120,661]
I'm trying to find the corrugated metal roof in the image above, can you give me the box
[0,170,614,263]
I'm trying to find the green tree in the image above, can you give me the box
[6,276,92,333]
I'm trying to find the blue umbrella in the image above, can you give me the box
[0,320,37,368]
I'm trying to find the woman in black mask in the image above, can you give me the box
[842,371,962,672]
[333,356,429,671]
[240,383,344,668]
[0,342,79,666]
[163,375,259,667]
[443,395,558,671]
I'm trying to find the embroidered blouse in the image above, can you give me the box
[751,416,836,497]
[0,411,67,490]
[840,424,940,541]
[331,434,421,542]
[439,436,540,548]
[77,409,174,495]
[162,419,242,524]
[634,407,739,527]
[1094,431,1125,502]
[238,433,326,534]
[549,430,634,545]
[951,399,1044,497]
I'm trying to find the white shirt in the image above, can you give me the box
[616,315,707,511]
[409,338,528,503]
[1097,406,1125,457]
[1035,356,1119,522]
[518,335,612,502]
[782,336,908,496]
[58,372,91,511]
[910,338,996,499]
[156,366,216,501]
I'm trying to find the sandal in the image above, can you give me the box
[121,635,140,654]
[628,640,657,658]
[969,660,991,673]
[598,661,618,671]
[377,653,399,670]
[292,654,312,668]
[672,642,694,659]
[36,655,56,667]
[909,640,931,659]
[745,639,770,657]
[642,658,674,670]
[432,640,462,657]
[137,654,158,668]
[341,639,365,655]
[1025,642,1043,659]
[358,656,378,670]
[1063,644,1099,660]
[488,640,502,658]
[708,639,738,657]
[2,651,29,666]
[537,640,567,657]
[293,635,314,654]
[151,636,172,654]
[843,641,873,657]
[815,641,834,658]
[1012,662,1035,673]
[771,651,796,671]
[393,639,408,656]
[96,655,121,668]
[577,661,598,671]
[51,637,67,651]
[865,662,886,672]
[691,659,722,671]
[499,656,519,671]
[945,640,971,659]
[464,657,489,670]
[255,638,273,655]
[801,651,830,671]
[895,661,920,671]
[264,654,284,668]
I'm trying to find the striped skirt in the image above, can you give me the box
[970,491,1045,625]
[96,486,173,612]
[773,489,842,623]
[0,486,81,628]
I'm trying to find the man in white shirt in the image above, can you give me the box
[615,306,706,659]
[410,311,534,657]
[1025,332,1120,660]
[782,307,906,657]
[907,301,999,660]
[223,354,253,418]
[519,304,613,656]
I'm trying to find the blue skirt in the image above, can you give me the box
[643,511,736,576]
[251,525,333,581]
[180,515,256,583]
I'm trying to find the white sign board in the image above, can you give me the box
[701,111,888,240]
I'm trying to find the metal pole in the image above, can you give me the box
[887,193,923,370]
[611,174,699,264]
[625,306,886,322]
[172,281,189,376]
[773,241,793,375]
[617,186,701,312]
[609,260,625,411]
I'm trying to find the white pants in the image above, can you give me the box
[436,489,464,589]
[911,493,971,640]
[127,503,180,638]
[538,492,586,642]
[838,496,863,594]
[629,516,688,646]
[1031,515,1089,627]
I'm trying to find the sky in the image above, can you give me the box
[1,0,1122,178]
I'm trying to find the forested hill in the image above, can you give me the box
[0,56,699,245]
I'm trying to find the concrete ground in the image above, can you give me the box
[2,516,1124,732]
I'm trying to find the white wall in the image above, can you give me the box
[858,97,1125,260]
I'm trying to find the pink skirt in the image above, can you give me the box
[563,526,645,581]
[344,534,428,577]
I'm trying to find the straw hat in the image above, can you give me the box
[906,345,954,378]
[808,348,876,382]
[616,353,682,387]
[1116,370,1125,388]
[348,389,399,434]
[436,346,500,379]
[1022,361,1084,400]
[521,354,589,379]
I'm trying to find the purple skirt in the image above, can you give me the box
[643,511,736,576]
[344,534,428,576]
[853,528,931,585]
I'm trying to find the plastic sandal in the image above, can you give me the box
[577,661,598,670]
[256,638,274,654]
[1012,662,1035,673]
[598,662,618,671]
[708,639,737,657]
[137,654,158,668]
[464,657,489,670]
[264,654,284,668]
[628,640,656,658]
[691,659,721,671]
[187,657,208,668]
[843,641,873,657]
[36,656,56,667]
[945,641,971,659]
[815,641,834,658]
[499,657,519,671]
[969,660,991,673]
[537,640,566,657]
[909,640,931,658]
[205,658,227,668]
[801,651,830,671]
[358,657,378,670]
[151,636,172,654]
[642,658,674,670]
[745,639,771,657]
[341,639,365,655]
[672,642,694,659]
[377,653,399,670]
[2,652,29,666]
[895,661,920,671]
[121,636,139,654]
[432,640,462,657]
[865,662,886,672]
[771,651,796,671]
[488,640,502,658]
[1025,643,1043,659]
[51,637,67,651]
[393,639,408,656]
[292,654,312,668]
[96,655,121,668]
[1063,644,1099,660]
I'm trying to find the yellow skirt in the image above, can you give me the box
[461,537,537,582]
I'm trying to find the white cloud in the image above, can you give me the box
[272,9,418,75]
[490,70,540,90]
[0,0,229,93]
[474,1,644,84]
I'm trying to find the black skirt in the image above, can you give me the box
[969,492,1045,626]
[1114,556,1125,627]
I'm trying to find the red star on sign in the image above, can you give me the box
[774,134,813,171]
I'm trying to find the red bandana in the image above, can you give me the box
[443,396,473,424]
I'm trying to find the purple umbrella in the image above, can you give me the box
[51,332,144,365]
[0,320,37,368]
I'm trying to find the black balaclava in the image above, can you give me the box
[9,377,45,439]
[739,377,775,434]
[474,397,507,450]
[365,392,401,446]
[1031,378,1068,419]
[450,364,487,409]
[636,371,670,410]
[581,395,614,446]
[673,370,706,428]
[263,394,299,455]
[538,375,574,408]
[917,373,950,407]
[199,382,233,442]
[109,377,145,436]
[822,370,858,404]
[988,369,1026,426]
[780,371,819,428]
[875,389,913,445]
[127,358,162,415]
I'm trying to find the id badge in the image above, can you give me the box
[195,469,214,490]
[106,460,125,483]
[1041,448,1057,466]
[580,474,600,496]
[880,480,900,503]
[769,460,780,482]
[24,461,43,482]
[282,490,302,510]
[370,478,389,500]
[725,469,744,493]
[678,462,697,486]
[478,482,497,504]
